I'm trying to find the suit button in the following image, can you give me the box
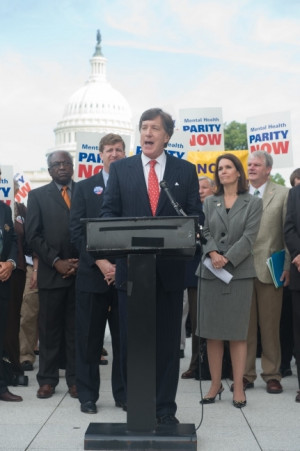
[221,232,225,237]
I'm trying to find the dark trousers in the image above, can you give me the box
[291,290,300,388]
[4,269,26,374]
[280,286,294,370]
[75,288,125,404]
[187,287,200,372]
[0,281,10,394]
[118,277,183,417]
[37,284,76,388]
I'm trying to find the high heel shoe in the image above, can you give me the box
[200,384,224,404]
[232,397,247,408]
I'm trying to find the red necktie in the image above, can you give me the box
[61,186,71,209]
[148,160,159,216]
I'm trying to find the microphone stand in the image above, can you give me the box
[159,180,206,246]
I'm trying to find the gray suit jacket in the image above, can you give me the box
[199,192,263,280]
[252,180,290,284]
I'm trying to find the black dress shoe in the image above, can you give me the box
[280,367,292,378]
[81,401,97,414]
[21,361,33,371]
[157,414,179,425]
[12,374,29,387]
[115,401,127,411]
[230,377,254,392]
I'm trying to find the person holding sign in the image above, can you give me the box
[197,153,262,408]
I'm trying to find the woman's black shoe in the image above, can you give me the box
[232,399,247,408]
[200,384,224,404]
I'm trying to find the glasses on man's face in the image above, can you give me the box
[49,161,73,169]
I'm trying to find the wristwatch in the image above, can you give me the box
[7,259,16,270]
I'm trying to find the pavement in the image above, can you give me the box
[1,332,299,451]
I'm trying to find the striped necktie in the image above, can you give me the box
[254,189,260,196]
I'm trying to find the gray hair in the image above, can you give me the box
[198,176,215,187]
[249,150,273,168]
[47,150,73,168]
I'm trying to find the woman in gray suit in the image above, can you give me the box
[197,153,262,408]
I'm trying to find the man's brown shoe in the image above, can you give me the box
[68,385,78,398]
[181,369,196,379]
[266,379,283,394]
[0,390,23,402]
[230,377,254,392]
[295,391,300,402]
[37,384,55,399]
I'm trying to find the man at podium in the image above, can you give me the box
[101,108,203,425]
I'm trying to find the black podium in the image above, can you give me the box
[82,216,198,450]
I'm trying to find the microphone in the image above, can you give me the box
[159,180,186,217]
[160,180,207,245]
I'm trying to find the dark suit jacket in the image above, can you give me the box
[25,180,78,290]
[70,171,111,293]
[101,152,203,292]
[0,202,17,264]
[284,185,300,291]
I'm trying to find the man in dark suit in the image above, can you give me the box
[0,167,22,402]
[26,151,79,399]
[101,108,203,424]
[70,133,126,414]
[284,184,300,402]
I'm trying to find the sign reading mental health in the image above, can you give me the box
[0,165,14,206]
[75,132,131,182]
[179,108,224,152]
[187,150,249,179]
[247,111,293,168]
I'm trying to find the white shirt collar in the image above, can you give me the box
[249,181,267,197]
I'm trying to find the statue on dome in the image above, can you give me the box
[96,30,101,45]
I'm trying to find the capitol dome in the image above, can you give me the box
[52,31,133,155]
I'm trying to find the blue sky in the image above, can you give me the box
[1,0,300,181]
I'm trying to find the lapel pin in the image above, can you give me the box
[94,186,103,195]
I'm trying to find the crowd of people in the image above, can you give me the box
[0,107,299,421]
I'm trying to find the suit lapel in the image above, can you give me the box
[129,155,151,213]
[156,154,181,214]
[228,194,250,219]
[212,196,229,229]
[48,180,69,210]
[262,181,276,210]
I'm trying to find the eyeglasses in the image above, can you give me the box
[49,161,73,169]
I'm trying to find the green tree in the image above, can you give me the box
[224,121,247,150]
[270,173,286,186]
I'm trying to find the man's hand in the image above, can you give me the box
[54,258,79,278]
[292,254,300,272]
[0,261,14,282]
[95,259,116,285]
[280,270,290,287]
